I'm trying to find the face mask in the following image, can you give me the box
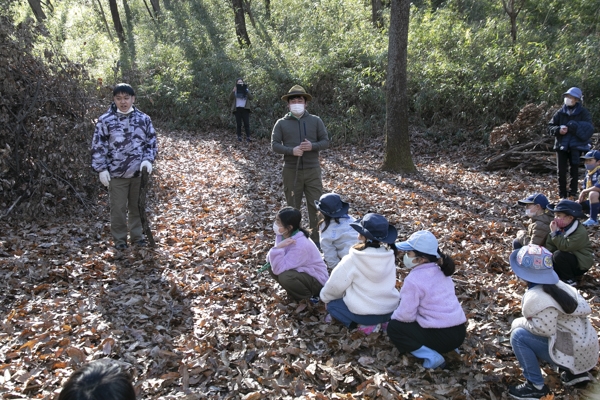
[564,98,575,107]
[289,104,305,115]
[403,254,420,269]
[554,217,569,229]
[525,208,537,217]
[273,221,284,235]
[585,163,597,171]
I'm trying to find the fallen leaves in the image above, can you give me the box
[0,130,598,399]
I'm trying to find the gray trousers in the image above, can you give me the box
[282,167,322,245]
[109,177,143,245]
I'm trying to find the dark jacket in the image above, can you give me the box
[229,88,254,113]
[548,103,594,152]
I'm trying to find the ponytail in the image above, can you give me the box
[413,248,455,276]
[542,284,578,314]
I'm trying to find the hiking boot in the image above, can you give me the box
[582,218,599,227]
[357,324,381,335]
[508,381,550,399]
[560,369,591,386]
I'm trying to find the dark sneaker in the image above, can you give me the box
[135,239,147,247]
[561,369,591,386]
[508,381,550,399]
[309,296,320,304]
[237,136,242,142]
[115,243,128,250]
[246,136,252,142]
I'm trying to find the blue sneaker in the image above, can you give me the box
[309,296,320,304]
[582,218,599,227]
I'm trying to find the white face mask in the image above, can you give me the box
[403,254,420,269]
[564,98,575,107]
[289,104,305,115]
[525,208,537,217]
[273,221,284,235]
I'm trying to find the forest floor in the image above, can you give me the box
[1,129,599,399]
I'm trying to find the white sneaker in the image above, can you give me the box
[582,218,599,227]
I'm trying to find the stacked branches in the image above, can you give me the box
[485,103,561,172]
[0,17,104,219]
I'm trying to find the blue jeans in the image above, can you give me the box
[510,327,555,386]
[326,298,392,327]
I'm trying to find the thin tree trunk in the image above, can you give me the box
[501,0,525,43]
[95,0,114,42]
[27,0,47,22]
[371,0,383,29]
[150,0,160,15]
[264,0,270,19]
[142,0,156,21]
[232,0,251,47]
[108,0,125,43]
[382,0,415,173]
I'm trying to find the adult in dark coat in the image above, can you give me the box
[548,87,594,199]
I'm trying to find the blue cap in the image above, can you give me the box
[582,150,600,161]
[517,193,549,209]
[563,87,582,100]
[395,230,439,257]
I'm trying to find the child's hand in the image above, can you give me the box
[550,220,558,232]
[579,192,587,202]
[276,238,296,248]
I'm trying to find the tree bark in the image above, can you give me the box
[108,0,126,43]
[149,0,160,15]
[371,0,383,29]
[501,0,525,43]
[95,0,114,42]
[382,0,415,173]
[232,0,251,47]
[27,0,47,22]
[264,0,270,20]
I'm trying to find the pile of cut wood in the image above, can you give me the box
[485,102,559,172]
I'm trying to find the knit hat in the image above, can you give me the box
[509,244,558,285]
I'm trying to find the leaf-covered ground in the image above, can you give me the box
[1,130,599,399]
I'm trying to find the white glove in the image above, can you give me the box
[99,171,111,187]
[140,160,153,174]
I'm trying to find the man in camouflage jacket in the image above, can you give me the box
[91,83,158,250]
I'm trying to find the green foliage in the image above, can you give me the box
[7,0,600,143]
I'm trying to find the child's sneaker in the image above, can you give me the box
[309,296,320,304]
[560,369,591,386]
[380,322,389,332]
[582,218,599,227]
[324,314,332,323]
[357,324,381,335]
[508,381,550,399]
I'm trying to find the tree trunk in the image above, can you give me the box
[501,0,525,43]
[232,0,251,47]
[264,0,270,20]
[108,0,126,43]
[27,0,47,22]
[382,0,415,173]
[95,0,114,41]
[150,0,160,15]
[371,0,383,29]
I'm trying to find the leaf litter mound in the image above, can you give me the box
[1,130,599,399]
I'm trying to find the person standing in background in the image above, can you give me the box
[229,78,254,142]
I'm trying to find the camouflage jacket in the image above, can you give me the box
[91,104,157,178]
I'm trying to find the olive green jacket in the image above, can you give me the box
[545,221,593,272]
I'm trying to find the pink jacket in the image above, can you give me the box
[267,231,329,285]
[391,262,466,329]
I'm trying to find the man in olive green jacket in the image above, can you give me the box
[545,200,594,286]
[271,85,329,245]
